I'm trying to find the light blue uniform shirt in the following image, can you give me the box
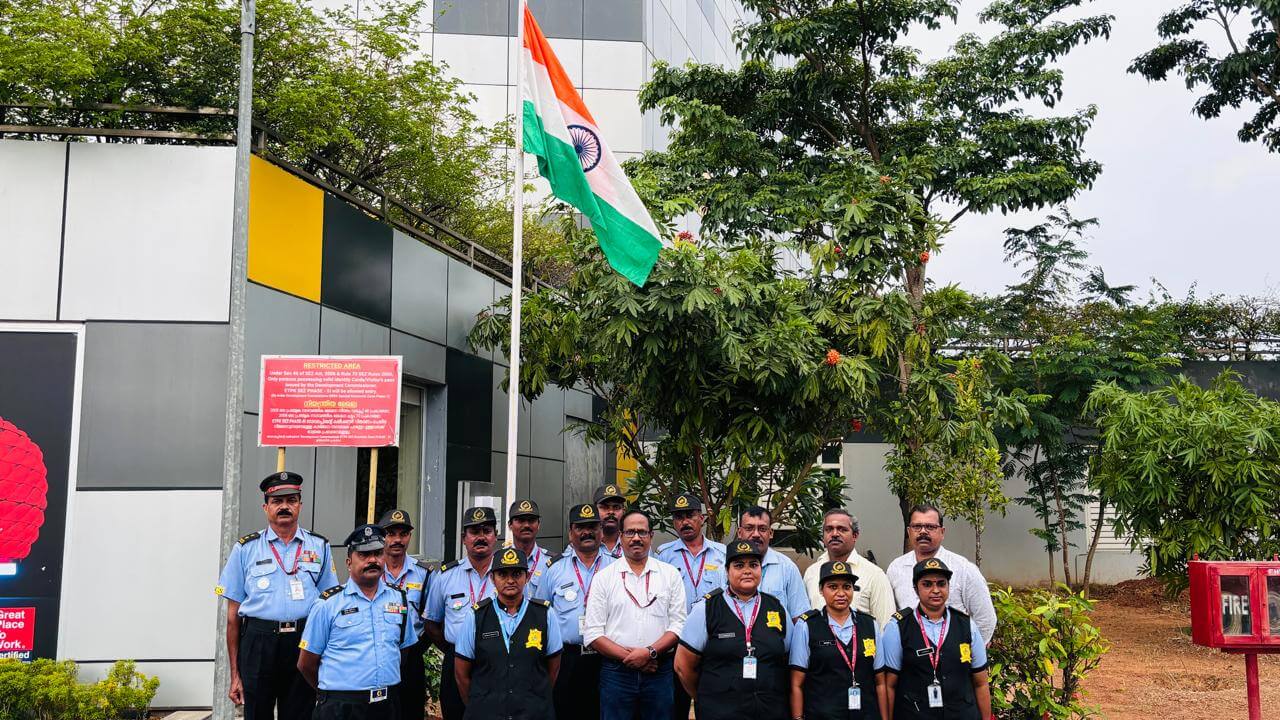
[788,611,886,670]
[507,543,551,597]
[879,609,988,671]
[757,548,810,619]
[454,597,564,660]
[216,526,338,621]
[300,579,415,691]
[424,558,497,644]
[534,549,615,644]
[384,557,431,640]
[679,592,792,654]
[655,538,727,611]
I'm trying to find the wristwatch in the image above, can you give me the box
[646,645,658,659]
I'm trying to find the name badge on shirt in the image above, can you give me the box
[927,681,943,708]
[449,593,465,610]
[716,632,737,639]
[848,687,861,710]
[742,656,757,680]
[288,577,305,601]
[481,631,500,639]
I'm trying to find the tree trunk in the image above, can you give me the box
[1082,497,1108,597]
[899,492,911,553]
[974,528,982,568]
[1051,467,1073,588]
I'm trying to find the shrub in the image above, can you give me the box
[0,659,158,720]
[988,585,1109,720]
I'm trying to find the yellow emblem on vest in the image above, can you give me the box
[766,611,783,631]
[863,638,876,657]
[526,627,544,650]
[675,495,690,508]
[959,642,972,663]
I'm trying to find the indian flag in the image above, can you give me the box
[520,6,662,287]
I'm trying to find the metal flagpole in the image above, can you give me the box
[212,1,255,718]
[504,0,527,511]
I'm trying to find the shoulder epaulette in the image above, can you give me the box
[237,531,261,545]
[891,611,905,621]
[423,561,440,573]
[441,559,462,572]
[308,530,328,543]
[320,585,343,600]
[797,609,817,621]
[702,588,724,600]
[473,597,494,610]
[529,598,550,607]
[545,553,562,567]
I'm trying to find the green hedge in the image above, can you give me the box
[0,659,158,720]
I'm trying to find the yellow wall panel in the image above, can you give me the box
[248,156,323,301]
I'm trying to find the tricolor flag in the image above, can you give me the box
[520,6,663,287]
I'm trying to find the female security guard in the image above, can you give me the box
[789,561,887,720]
[675,539,791,720]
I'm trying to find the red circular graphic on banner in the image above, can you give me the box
[0,416,48,563]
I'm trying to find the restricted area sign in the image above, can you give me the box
[258,355,403,447]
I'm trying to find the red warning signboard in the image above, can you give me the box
[258,356,403,447]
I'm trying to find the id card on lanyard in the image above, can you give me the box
[730,595,761,679]
[269,539,307,601]
[572,555,598,637]
[829,618,860,709]
[916,609,949,708]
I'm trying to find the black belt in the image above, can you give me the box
[243,617,307,634]
[318,688,394,704]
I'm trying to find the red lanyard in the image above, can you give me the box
[915,610,949,673]
[469,565,492,604]
[828,615,859,677]
[622,570,656,608]
[730,595,761,648]
[268,539,303,576]
[530,546,542,569]
[680,548,707,590]
[572,555,598,604]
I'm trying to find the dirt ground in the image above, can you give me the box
[1083,579,1280,719]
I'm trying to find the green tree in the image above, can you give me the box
[1131,1,1280,152]
[1086,371,1280,590]
[633,0,1112,541]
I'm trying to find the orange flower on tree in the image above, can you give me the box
[825,349,841,366]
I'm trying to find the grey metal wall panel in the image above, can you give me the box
[489,452,532,494]
[564,430,605,508]
[519,0,585,38]
[393,330,446,384]
[565,389,593,421]
[391,230,448,344]
[530,388,565,460]
[313,447,359,542]
[436,0,509,35]
[319,307,391,355]
[244,283,321,412]
[239,415,317,536]
[78,322,229,489]
[584,0,642,40]
[445,259,495,352]
[490,363,532,456]
[530,458,566,544]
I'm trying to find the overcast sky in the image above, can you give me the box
[911,1,1279,300]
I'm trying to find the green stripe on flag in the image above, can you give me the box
[522,101,661,287]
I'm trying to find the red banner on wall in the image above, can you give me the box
[0,606,35,659]
[258,356,403,447]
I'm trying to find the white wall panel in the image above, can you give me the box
[465,83,512,129]
[77,660,214,708]
[509,36,584,88]
[584,41,646,90]
[60,144,234,321]
[61,490,222,660]
[582,89,644,153]
[0,141,66,320]
[433,33,508,85]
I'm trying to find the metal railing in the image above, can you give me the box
[0,103,548,291]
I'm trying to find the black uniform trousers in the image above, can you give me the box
[673,676,693,720]
[239,618,315,720]
[554,644,603,720]
[397,637,426,720]
[313,688,400,720]
[440,643,464,720]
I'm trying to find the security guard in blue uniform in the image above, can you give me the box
[790,560,887,720]
[216,472,338,720]
[675,539,792,720]
[454,546,562,720]
[506,499,551,597]
[378,509,433,720]
[423,506,500,720]
[881,559,992,720]
[593,484,627,559]
[534,503,615,720]
[298,524,415,720]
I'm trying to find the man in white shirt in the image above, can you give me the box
[584,509,687,720]
[735,505,810,619]
[886,503,997,641]
[802,508,895,626]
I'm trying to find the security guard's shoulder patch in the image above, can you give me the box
[702,588,724,601]
[545,553,562,567]
[473,597,494,610]
[440,559,463,572]
[891,610,905,622]
[797,609,816,621]
[319,585,343,600]
[237,531,261,545]
[529,598,551,608]
[423,561,440,573]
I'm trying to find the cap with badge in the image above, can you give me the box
[912,557,954,584]
[818,560,862,590]
[493,546,529,572]
[378,508,414,530]
[726,539,764,562]
[509,499,541,519]
[462,506,498,528]
[568,503,601,524]
[593,483,626,504]
[345,524,387,552]
[668,492,703,513]
[260,471,304,497]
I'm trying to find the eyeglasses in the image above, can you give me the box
[620,529,652,538]
[908,523,942,533]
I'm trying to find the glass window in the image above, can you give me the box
[1268,576,1280,636]
[523,0,584,38]
[584,0,642,41]
[436,0,510,35]
[1220,575,1252,636]
[355,386,425,551]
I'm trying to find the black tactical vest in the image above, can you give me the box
[462,598,555,720]
[798,608,882,720]
[694,589,789,720]
[891,609,980,720]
